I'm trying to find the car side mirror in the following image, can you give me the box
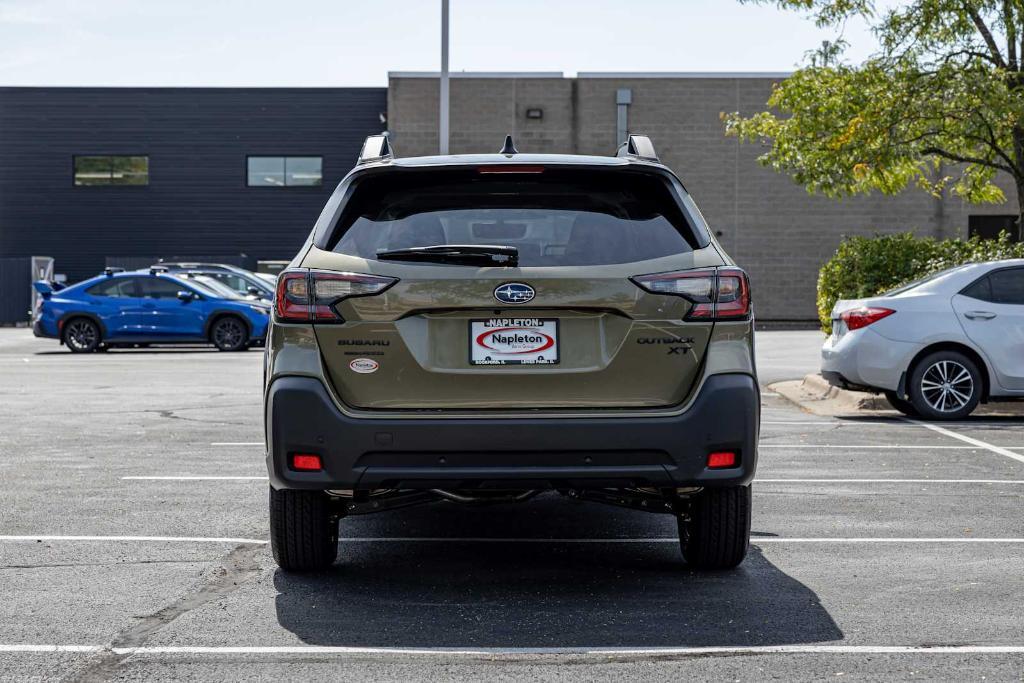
[177,290,196,302]
[247,286,260,295]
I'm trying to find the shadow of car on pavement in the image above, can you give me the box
[273,498,841,649]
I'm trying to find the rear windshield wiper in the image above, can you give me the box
[376,244,519,267]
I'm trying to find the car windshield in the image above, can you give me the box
[327,168,700,267]
[186,275,243,299]
[883,264,974,296]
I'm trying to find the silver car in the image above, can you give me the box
[821,260,1024,419]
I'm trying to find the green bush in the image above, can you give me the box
[817,231,1024,334]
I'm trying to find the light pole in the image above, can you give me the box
[439,0,450,155]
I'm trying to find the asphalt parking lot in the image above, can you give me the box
[1,328,1023,681]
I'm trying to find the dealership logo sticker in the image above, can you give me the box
[349,358,379,374]
[476,327,554,354]
[493,283,535,305]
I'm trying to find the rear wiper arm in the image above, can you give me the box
[376,244,519,267]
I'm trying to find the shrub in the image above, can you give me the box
[817,231,1024,334]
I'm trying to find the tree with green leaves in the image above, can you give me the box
[725,1,1024,228]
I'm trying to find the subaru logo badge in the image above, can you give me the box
[494,282,535,305]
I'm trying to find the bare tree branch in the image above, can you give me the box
[921,145,1015,173]
[965,3,1008,67]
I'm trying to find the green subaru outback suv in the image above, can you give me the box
[265,135,759,571]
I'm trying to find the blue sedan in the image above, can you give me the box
[33,269,272,352]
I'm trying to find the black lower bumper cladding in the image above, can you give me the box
[266,373,760,491]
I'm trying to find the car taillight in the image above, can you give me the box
[631,267,751,321]
[274,270,397,322]
[839,306,895,331]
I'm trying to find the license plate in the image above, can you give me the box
[469,318,559,365]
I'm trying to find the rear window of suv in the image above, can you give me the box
[324,168,702,267]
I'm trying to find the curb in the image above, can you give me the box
[768,374,889,417]
[769,374,1024,418]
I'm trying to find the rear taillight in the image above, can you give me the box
[631,267,751,321]
[274,270,397,323]
[840,306,895,331]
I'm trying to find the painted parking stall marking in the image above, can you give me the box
[4,644,1024,657]
[5,535,1024,545]
[904,417,1024,464]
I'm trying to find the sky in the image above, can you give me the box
[0,0,881,87]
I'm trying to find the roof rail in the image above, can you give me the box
[149,266,169,274]
[103,267,125,277]
[616,134,659,162]
[357,134,394,164]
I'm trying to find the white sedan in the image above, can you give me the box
[821,259,1024,419]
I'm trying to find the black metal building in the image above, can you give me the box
[0,87,387,285]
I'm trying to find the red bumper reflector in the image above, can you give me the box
[707,451,738,469]
[291,453,322,471]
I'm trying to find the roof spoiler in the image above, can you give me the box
[357,134,394,164]
[616,134,659,162]
[33,281,54,299]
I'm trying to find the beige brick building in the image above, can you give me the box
[387,72,1020,321]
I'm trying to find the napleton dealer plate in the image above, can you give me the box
[469,318,559,365]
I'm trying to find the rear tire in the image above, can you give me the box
[210,316,248,352]
[62,318,101,353]
[269,487,338,572]
[678,485,750,570]
[907,351,981,421]
[883,391,919,417]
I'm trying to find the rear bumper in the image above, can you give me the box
[33,320,57,339]
[821,327,917,392]
[265,373,760,490]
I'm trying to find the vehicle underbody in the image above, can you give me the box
[325,486,702,518]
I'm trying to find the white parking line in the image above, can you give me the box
[904,418,1024,465]
[763,420,1022,427]
[759,444,981,449]
[337,537,1024,544]
[208,441,1019,450]
[2,535,1023,546]
[0,535,267,544]
[120,476,1024,485]
[121,476,267,481]
[757,478,1024,484]
[762,420,903,426]
[4,644,1024,656]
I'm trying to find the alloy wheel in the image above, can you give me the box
[213,318,245,350]
[65,320,98,351]
[919,360,974,413]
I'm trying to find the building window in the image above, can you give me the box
[74,156,149,186]
[247,156,322,187]
[968,215,1020,242]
